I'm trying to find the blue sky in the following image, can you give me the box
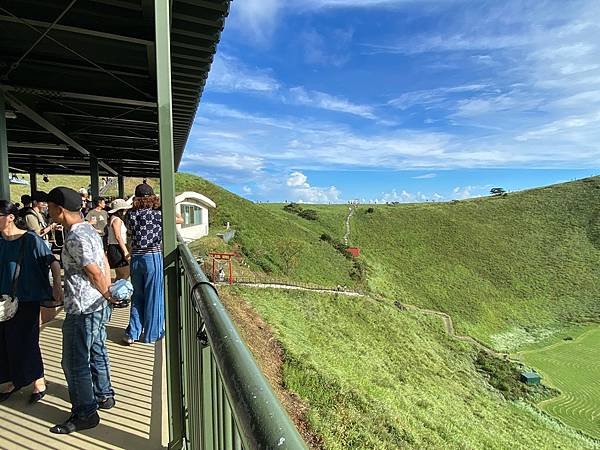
[180,0,600,203]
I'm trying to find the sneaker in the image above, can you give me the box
[98,397,115,410]
[49,412,100,434]
[121,336,134,345]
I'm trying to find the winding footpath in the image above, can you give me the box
[229,281,505,357]
[343,206,355,245]
[228,206,506,357]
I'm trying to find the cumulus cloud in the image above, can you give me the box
[370,189,444,204]
[451,185,488,200]
[285,171,341,203]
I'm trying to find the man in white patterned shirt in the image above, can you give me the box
[46,187,117,434]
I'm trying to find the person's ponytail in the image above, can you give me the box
[0,200,27,230]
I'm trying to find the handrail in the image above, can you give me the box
[178,241,307,449]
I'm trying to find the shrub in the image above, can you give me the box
[298,209,319,221]
[283,202,303,214]
[367,207,375,213]
[320,233,333,242]
[350,259,367,283]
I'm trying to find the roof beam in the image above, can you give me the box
[8,141,69,150]
[0,14,153,45]
[0,84,157,108]
[3,91,118,175]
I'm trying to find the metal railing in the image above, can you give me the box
[177,241,307,450]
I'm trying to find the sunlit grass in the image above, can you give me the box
[230,287,598,449]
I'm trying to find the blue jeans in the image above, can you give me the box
[127,253,165,343]
[62,306,114,418]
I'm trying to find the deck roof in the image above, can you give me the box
[0,0,230,177]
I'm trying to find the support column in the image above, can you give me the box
[90,157,99,200]
[118,175,125,198]
[29,171,37,196]
[155,1,184,448]
[0,92,10,201]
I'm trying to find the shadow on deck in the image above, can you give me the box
[0,308,167,450]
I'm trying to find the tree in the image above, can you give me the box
[490,187,506,196]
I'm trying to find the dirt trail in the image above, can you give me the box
[231,282,364,297]
[343,206,355,245]
[230,280,505,356]
[402,304,506,356]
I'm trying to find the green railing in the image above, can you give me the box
[177,241,307,450]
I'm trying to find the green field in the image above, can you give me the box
[519,325,600,439]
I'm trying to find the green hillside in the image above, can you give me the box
[344,178,600,350]
[183,173,600,350]
[222,287,597,449]
[175,173,356,288]
[519,325,600,439]
[257,179,600,351]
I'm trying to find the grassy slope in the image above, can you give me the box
[228,287,597,449]
[345,178,600,350]
[175,173,355,287]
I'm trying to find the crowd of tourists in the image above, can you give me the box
[0,182,164,434]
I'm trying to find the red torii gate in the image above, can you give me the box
[208,252,237,285]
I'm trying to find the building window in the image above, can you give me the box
[181,204,202,228]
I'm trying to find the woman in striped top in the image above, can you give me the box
[122,183,164,344]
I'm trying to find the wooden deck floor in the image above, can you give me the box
[0,308,167,450]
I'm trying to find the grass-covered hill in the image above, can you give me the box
[256,179,599,352]
[343,178,600,350]
[180,173,600,351]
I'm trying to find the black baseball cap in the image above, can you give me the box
[47,187,83,212]
[135,183,154,197]
[31,191,48,202]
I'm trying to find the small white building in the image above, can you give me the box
[175,191,216,242]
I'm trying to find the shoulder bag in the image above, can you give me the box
[0,235,26,322]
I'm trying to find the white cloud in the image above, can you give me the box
[295,0,433,9]
[180,152,265,184]
[288,87,376,119]
[207,54,280,93]
[191,102,600,172]
[285,171,341,203]
[372,189,445,204]
[228,0,282,44]
[286,171,308,187]
[451,185,490,200]
[300,28,354,67]
[412,173,437,179]
[388,84,490,110]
